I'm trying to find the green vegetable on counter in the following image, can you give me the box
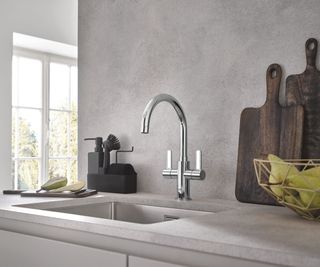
[49,181,85,193]
[41,177,68,191]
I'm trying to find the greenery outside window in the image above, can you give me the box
[12,48,77,189]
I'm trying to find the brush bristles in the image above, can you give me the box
[106,134,120,151]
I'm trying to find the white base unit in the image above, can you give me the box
[0,220,280,267]
[0,230,127,267]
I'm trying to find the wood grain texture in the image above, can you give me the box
[236,107,275,204]
[259,65,282,157]
[236,64,304,205]
[286,38,320,159]
[279,106,304,159]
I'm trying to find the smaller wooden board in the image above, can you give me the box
[20,189,97,198]
[235,64,304,205]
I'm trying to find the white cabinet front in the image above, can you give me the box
[0,230,127,267]
[129,256,187,267]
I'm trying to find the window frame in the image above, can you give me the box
[12,47,77,189]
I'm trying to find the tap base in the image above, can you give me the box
[176,196,192,201]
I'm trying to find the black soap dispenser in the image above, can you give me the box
[84,137,104,174]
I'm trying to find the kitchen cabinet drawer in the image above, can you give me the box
[129,256,186,267]
[0,230,127,267]
[128,254,280,267]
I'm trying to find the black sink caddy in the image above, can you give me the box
[87,168,137,193]
[85,135,137,193]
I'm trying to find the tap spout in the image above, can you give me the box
[141,93,204,200]
[141,94,188,161]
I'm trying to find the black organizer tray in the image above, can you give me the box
[87,173,137,193]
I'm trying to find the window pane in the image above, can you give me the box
[70,109,78,157]
[49,159,68,179]
[71,66,77,109]
[12,109,17,158]
[50,63,70,110]
[11,160,16,188]
[17,57,42,108]
[18,159,39,190]
[16,108,41,157]
[49,111,68,157]
[70,160,77,183]
[12,56,18,106]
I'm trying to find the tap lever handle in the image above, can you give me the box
[166,150,172,169]
[196,150,202,170]
[162,169,178,179]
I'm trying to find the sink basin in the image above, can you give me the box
[38,202,212,224]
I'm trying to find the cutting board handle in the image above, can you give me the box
[266,64,282,103]
[305,38,317,68]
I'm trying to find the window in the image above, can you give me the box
[12,48,78,189]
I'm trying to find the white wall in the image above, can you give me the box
[0,0,78,190]
[78,0,320,200]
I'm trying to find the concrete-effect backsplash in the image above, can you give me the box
[78,0,320,200]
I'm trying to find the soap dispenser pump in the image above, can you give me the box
[84,137,104,174]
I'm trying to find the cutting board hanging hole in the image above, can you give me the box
[305,38,317,67]
[266,64,282,102]
[270,69,277,79]
[308,41,315,51]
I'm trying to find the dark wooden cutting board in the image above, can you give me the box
[20,189,97,198]
[286,38,320,159]
[235,64,304,205]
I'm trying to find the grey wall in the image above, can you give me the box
[79,0,320,200]
[0,0,77,190]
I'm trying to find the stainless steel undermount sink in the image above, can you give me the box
[20,202,213,224]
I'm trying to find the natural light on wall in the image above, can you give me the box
[12,33,78,190]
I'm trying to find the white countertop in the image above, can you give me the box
[0,192,319,267]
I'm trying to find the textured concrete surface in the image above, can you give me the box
[1,193,320,267]
[78,0,320,200]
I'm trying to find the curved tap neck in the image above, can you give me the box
[141,94,188,162]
